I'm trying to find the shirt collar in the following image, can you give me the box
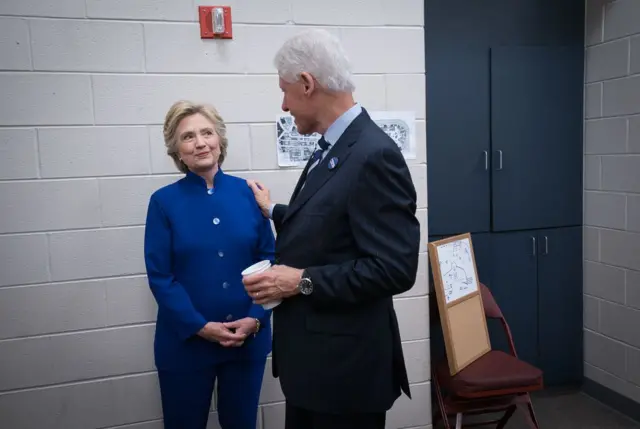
[185,167,224,189]
[322,103,362,146]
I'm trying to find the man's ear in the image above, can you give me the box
[299,72,316,96]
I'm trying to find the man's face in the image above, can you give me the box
[279,76,318,135]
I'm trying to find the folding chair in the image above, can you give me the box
[432,283,543,429]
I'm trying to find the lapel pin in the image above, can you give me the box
[328,157,339,170]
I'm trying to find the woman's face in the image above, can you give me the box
[176,113,221,173]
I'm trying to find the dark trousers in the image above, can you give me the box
[158,358,266,429]
[285,402,386,429]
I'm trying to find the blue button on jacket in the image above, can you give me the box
[144,169,275,370]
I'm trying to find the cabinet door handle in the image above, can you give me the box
[495,150,503,170]
[544,236,549,255]
[531,236,536,256]
[483,150,489,170]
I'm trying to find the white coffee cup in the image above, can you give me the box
[242,260,282,310]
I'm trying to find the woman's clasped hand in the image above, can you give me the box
[197,318,259,347]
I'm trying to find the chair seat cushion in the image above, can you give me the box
[436,350,543,397]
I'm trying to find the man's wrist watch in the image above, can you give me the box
[298,270,314,295]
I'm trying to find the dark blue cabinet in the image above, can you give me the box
[425,0,585,390]
[537,226,583,386]
[425,0,583,236]
[426,48,491,235]
[488,227,583,385]
[469,232,492,286]
[490,46,583,232]
[428,45,583,234]
[427,235,446,360]
[489,231,539,367]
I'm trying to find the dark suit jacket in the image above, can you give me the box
[270,109,421,414]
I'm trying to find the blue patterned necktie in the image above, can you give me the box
[308,136,329,173]
[291,137,330,201]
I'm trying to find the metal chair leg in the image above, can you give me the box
[455,413,463,429]
[517,395,540,429]
[432,368,451,429]
[496,405,516,429]
[525,395,540,429]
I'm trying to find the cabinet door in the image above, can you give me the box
[489,231,539,366]
[427,235,444,294]
[490,46,583,231]
[427,235,446,359]
[537,226,583,386]
[427,47,491,235]
[470,232,491,287]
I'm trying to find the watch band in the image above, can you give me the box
[253,318,261,337]
[298,271,313,295]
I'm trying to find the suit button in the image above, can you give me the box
[222,282,229,289]
[226,314,233,321]
[212,217,220,225]
[218,251,224,258]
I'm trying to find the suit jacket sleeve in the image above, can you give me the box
[305,146,421,306]
[272,203,288,234]
[248,212,276,323]
[144,196,208,340]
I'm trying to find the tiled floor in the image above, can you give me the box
[436,390,640,428]
[511,390,639,428]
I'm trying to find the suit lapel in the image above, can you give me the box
[282,110,369,224]
[288,151,317,205]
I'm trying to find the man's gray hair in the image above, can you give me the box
[274,29,356,93]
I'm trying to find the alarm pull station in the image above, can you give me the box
[199,6,233,39]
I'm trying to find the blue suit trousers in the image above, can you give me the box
[158,358,266,429]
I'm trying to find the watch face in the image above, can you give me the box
[300,278,313,295]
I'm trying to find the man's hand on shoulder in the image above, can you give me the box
[243,265,303,304]
[247,179,272,218]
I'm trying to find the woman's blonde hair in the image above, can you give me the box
[163,100,228,174]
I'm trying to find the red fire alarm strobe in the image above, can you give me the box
[199,6,232,39]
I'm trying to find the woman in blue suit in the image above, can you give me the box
[144,100,275,429]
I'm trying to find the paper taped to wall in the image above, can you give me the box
[275,111,417,167]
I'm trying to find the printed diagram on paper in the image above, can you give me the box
[276,115,321,167]
[436,237,479,304]
[370,111,417,160]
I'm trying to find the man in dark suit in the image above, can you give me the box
[243,28,421,429]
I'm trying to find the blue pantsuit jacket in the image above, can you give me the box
[144,169,275,370]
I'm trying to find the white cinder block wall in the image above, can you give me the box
[583,0,640,406]
[0,1,430,428]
